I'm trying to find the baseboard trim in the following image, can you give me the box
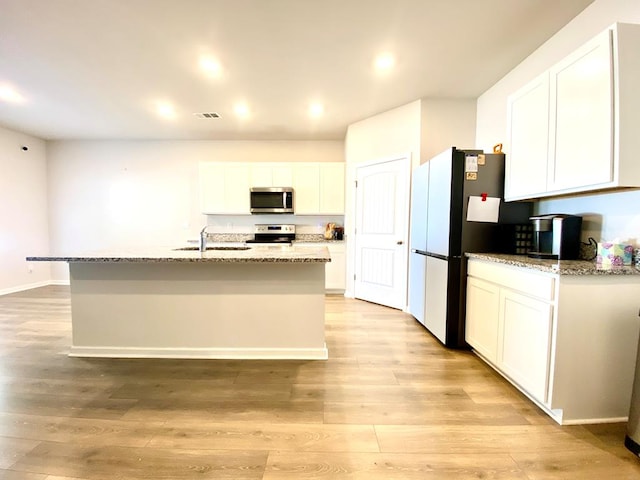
[69,345,329,360]
[0,280,52,296]
[470,348,629,425]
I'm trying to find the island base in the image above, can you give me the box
[68,262,328,360]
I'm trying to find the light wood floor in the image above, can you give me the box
[0,285,638,479]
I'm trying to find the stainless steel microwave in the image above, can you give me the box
[250,187,294,214]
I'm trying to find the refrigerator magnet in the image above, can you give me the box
[466,172,477,180]
[465,155,479,173]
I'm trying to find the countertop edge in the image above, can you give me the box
[26,245,332,264]
[466,252,640,276]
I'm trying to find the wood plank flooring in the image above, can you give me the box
[0,285,638,479]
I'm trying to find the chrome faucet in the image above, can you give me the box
[199,225,209,252]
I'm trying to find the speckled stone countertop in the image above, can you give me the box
[204,233,345,244]
[26,244,331,264]
[466,253,640,275]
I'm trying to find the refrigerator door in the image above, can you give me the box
[460,152,505,253]
[409,162,429,252]
[426,148,454,258]
[408,251,426,325]
[424,255,448,344]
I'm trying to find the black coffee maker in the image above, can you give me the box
[528,214,582,260]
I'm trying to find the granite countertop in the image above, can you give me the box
[26,244,331,264]
[201,233,345,244]
[466,252,640,276]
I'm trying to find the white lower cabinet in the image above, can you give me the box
[304,243,346,293]
[466,257,640,424]
[465,277,500,364]
[498,289,553,403]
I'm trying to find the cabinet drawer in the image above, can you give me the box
[468,260,555,301]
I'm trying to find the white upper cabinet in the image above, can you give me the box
[319,163,345,214]
[250,163,294,187]
[200,161,345,215]
[199,163,251,214]
[293,164,321,214]
[293,163,345,215]
[505,23,640,201]
[548,29,613,192]
[505,73,550,200]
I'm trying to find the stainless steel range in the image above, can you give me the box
[245,224,296,244]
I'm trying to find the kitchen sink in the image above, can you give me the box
[173,246,251,251]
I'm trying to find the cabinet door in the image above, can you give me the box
[293,164,320,214]
[548,29,613,191]
[223,164,251,214]
[250,164,293,187]
[272,164,293,187]
[465,277,500,363]
[506,73,550,200]
[199,163,226,213]
[250,165,273,187]
[325,244,346,291]
[319,163,345,214]
[498,289,553,403]
[200,162,250,214]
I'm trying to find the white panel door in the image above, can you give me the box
[354,156,410,310]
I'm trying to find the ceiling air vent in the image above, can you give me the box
[193,112,221,119]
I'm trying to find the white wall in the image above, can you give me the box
[344,101,422,298]
[421,98,477,162]
[47,140,344,281]
[0,126,51,294]
[476,0,640,245]
[343,99,477,300]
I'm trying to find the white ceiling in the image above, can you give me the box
[0,0,594,141]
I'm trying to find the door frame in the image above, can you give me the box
[346,153,412,309]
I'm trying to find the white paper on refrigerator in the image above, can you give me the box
[466,196,500,223]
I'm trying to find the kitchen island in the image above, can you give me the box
[27,245,330,360]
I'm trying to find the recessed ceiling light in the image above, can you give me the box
[309,102,324,118]
[374,53,395,72]
[234,103,250,118]
[156,101,176,120]
[199,56,222,76]
[0,84,25,103]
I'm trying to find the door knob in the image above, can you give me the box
[397,240,404,245]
